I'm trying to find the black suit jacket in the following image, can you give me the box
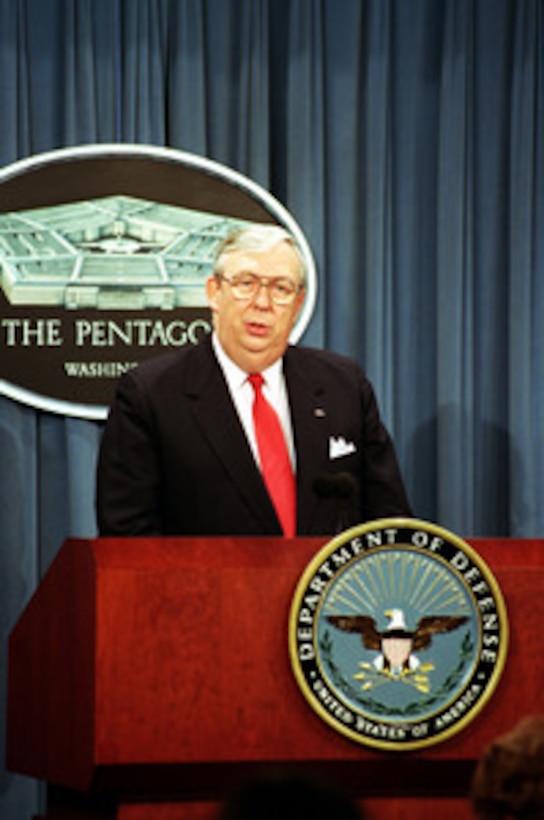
[96,336,412,536]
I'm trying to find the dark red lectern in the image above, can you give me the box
[7,536,544,820]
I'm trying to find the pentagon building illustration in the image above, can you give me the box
[0,196,250,310]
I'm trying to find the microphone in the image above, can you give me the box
[313,472,356,532]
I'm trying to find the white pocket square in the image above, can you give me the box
[329,436,357,459]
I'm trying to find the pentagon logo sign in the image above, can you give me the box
[289,519,508,751]
[0,144,316,419]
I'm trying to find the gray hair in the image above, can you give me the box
[214,224,306,286]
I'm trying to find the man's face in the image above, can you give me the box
[206,240,306,373]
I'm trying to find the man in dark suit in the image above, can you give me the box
[96,224,411,536]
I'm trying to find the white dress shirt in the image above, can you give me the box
[212,333,296,470]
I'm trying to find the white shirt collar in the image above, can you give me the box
[211,333,284,393]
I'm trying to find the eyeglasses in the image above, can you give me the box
[216,273,303,305]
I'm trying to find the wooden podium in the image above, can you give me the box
[6,536,544,820]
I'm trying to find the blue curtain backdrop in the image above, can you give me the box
[1,1,542,817]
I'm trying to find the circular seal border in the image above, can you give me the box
[288,518,509,752]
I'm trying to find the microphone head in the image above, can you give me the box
[334,472,356,499]
[313,473,336,498]
[313,472,356,499]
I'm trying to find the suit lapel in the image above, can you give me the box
[184,339,281,533]
[284,348,330,532]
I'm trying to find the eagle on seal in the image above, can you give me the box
[327,608,468,676]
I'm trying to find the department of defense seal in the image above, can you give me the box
[289,519,508,751]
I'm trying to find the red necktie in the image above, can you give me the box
[248,373,296,537]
